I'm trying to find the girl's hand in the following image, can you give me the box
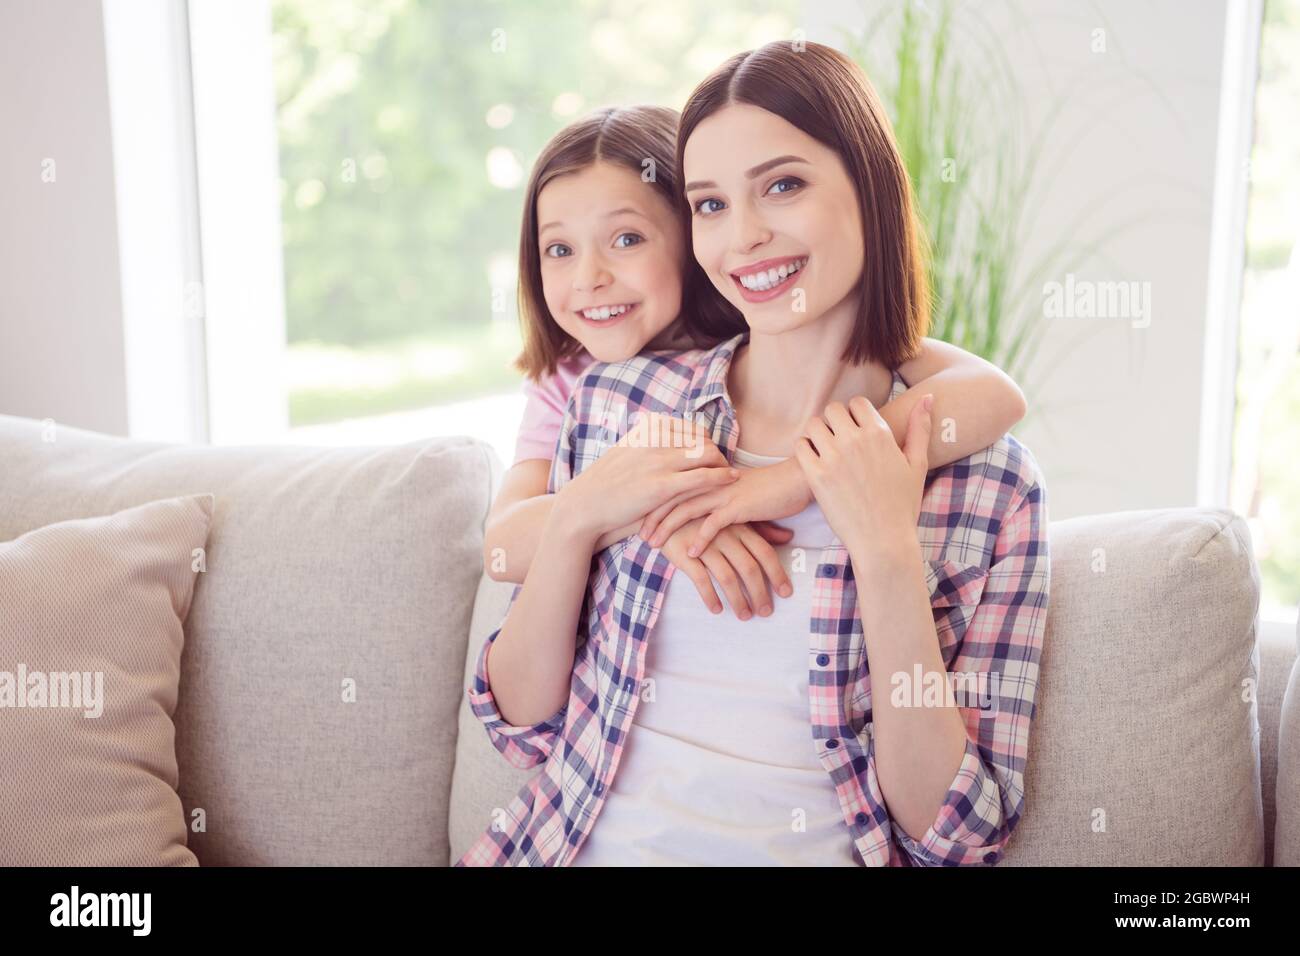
[560,414,738,539]
[658,517,794,619]
[793,394,934,565]
[639,458,811,557]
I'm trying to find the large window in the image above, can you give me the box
[268,0,798,456]
[1231,0,1300,623]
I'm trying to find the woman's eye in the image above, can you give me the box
[767,176,804,196]
[693,197,725,216]
[544,243,572,258]
[613,232,643,249]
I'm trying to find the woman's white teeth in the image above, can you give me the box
[739,257,807,291]
[581,304,633,321]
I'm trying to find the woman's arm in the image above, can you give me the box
[886,337,1027,467]
[795,394,1050,866]
[483,460,636,584]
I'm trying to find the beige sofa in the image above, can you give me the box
[1,414,1296,866]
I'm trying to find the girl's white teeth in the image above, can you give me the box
[739,257,806,291]
[581,304,633,320]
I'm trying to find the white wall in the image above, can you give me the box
[0,0,128,436]
[809,0,1239,520]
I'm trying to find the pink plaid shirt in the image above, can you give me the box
[458,331,1050,866]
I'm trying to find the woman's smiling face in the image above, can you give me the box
[683,103,864,335]
[536,161,685,363]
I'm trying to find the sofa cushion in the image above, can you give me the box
[1274,614,1300,866]
[0,494,211,865]
[1004,507,1263,865]
[448,571,535,863]
[0,414,494,865]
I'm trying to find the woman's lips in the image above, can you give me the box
[730,258,807,303]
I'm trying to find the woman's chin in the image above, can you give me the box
[735,309,819,337]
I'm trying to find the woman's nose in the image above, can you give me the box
[730,201,773,256]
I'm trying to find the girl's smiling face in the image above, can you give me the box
[537,161,685,363]
[683,103,865,335]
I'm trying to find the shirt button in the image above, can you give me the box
[854,812,870,827]
[623,677,636,692]
[818,565,838,578]
[816,653,830,667]
[983,851,999,864]
[594,781,604,795]
[826,738,840,749]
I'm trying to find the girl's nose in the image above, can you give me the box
[573,253,613,293]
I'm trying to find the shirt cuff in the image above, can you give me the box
[466,625,567,769]
[892,734,1009,866]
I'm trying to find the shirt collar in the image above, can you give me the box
[687,330,910,414]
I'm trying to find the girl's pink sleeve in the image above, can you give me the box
[512,355,587,465]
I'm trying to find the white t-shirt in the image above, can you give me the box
[569,446,858,866]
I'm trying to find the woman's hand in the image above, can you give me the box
[658,517,794,619]
[559,413,738,540]
[639,458,811,556]
[794,394,933,567]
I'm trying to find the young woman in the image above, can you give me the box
[485,106,1028,620]
[459,41,1050,867]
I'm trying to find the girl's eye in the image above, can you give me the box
[766,176,804,196]
[693,197,725,216]
[544,243,572,258]
[613,232,643,249]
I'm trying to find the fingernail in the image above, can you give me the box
[759,605,772,616]
[687,545,699,557]
[780,584,793,597]
[729,469,740,478]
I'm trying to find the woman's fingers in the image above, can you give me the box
[803,415,834,456]
[648,494,718,548]
[822,401,859,437]
[686,506,737,558]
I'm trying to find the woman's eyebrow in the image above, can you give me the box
[684,154,810,192]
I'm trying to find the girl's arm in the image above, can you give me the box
[483,483,607,726]
[483,460,638,584]
[639,340,1026,555]
[886,337,1027,466]
[483,425,740,727]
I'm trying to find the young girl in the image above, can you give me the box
[485,105,1027,619]
[459,41,1049,868]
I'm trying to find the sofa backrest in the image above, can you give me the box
[0,413,494,865]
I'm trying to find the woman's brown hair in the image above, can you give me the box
[514,105,687,381]
[676,40,931,368]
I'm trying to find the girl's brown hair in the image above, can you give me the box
[514,105,686,381]
[676,40,931,368]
